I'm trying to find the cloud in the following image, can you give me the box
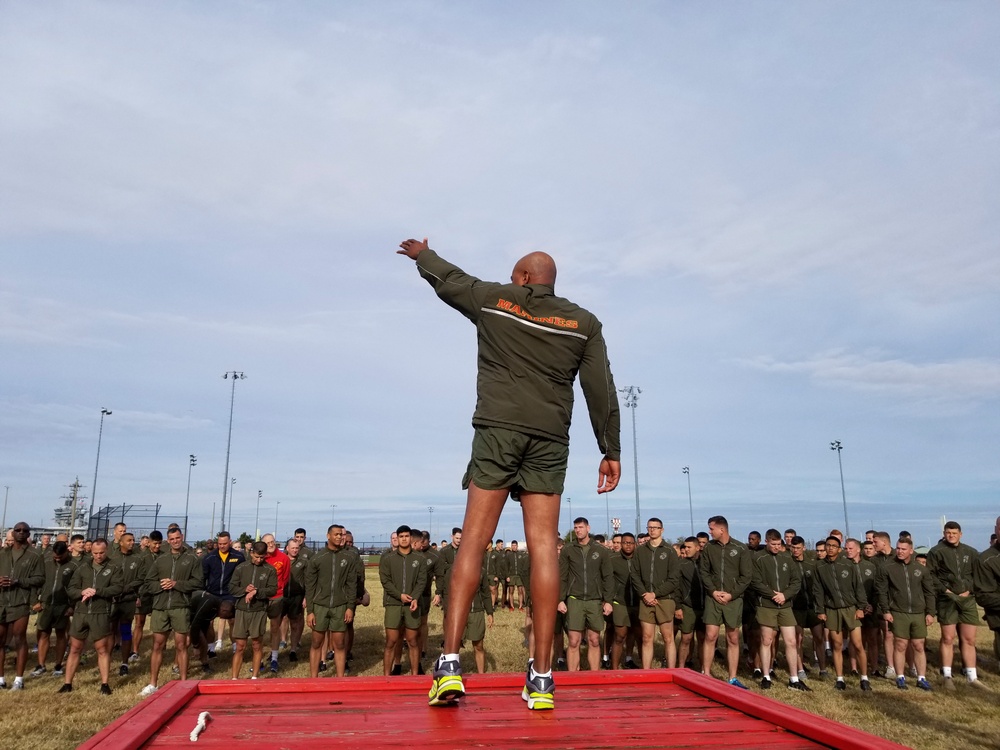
[741,350,1000,412]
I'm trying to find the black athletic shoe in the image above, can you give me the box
[100,683,112,696]
[835,680,847,691]
[390,664,402,676]
[860,679,872,691]
[788,680,812,692]
[58,684,72,693]
[751,669,763,680]
[288,651,298,663]
[760,678,772,690]
[417,663,425,676]
[318,661,327,672]
[202,663,212,674]
[326,650,334,661]
[119,664,129,677]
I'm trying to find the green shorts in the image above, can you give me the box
[611,602,631,629]
[37,604,70,632]
[937,595,980,627]
[233,609,268,640]
[69,612,111,641]
[384,604,421,631]
[266,598,283,621]
[566,597,604,633]
[312,604,348,633]
[703,597,743,629]
[890,611,927,640]
[0,604,30,623]
[150,607,190,635]
[136,595,154,616]
[676,604,703,635]
[282,595,305,621]
[509,575,523,587]
[462,426,569,495]
[756,606,796,629]
[794,608,820,629]
[638,598,676,626]
[463,610,487,642]
[826,606,860,632]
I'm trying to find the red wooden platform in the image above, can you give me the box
[79,671,908,750]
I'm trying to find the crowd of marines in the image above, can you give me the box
[1,512,999,700]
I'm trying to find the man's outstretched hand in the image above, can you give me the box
[597,458,621,494]
[398,238,429,259]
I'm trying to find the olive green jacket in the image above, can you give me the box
[304,547,361,613]
[67,558,124,616]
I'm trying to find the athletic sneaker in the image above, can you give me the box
[100,683,112,696]
[270,659,279,674]
[818,669,829,679]
[968,679,987,690]
[916,677,932,691]
[128,652,139,664]
[280,640,287,649]
[318,660,327,672]
[883,666,897,679]
[727,678,748,690]
[390,664,402,676]
[207,649,216,659]
[326,650,334,661]
[140,684,158,697]
[119,664,129,677]
[288,651,298,663]
[428,657,464,706]
[522,669,555,710]
[760,677,772,690]
[30,665,46,678]
[171,665,179,675]
[943,677,955,691]
[896,677,908,690]
[797,670,807,682]
[555,657,567,671]
[58,684,72,693]
[11,680,23,691]
[860,679,872,692]
[751,668,763,680]
[214,639,223,652]
[835,679,846,691]
[788,680,812,692]
[53,665,65,676]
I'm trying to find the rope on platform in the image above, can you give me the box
[189,711,212,742]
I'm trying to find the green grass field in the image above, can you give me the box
[4,576,998,749]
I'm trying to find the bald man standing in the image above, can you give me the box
[398,238,622,711]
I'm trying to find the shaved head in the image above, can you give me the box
[512,252,557,287]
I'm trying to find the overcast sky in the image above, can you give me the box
[2,1,998,549]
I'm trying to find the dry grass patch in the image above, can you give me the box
[5,577,999,749]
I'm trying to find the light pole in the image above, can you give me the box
[830,440,850,538]
[228,478,235,533]
[274,501,280,538]
[619,386,642,534]
[682,466,693,535]
[220,371,246,532]
[255,490,262,540]
[88,407,112,534]
[331,504,337,525]
[428,506,434,540]
[1,485,8,534]
[566,496,572,527]
[183,455,197,539]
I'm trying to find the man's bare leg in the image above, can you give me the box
[519,493,559,675]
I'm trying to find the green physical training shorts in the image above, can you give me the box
[937,595,980,627]
[463,610,487,642]
[611,602,631,629]
[675,604,704,635]
[311,603,348,633]
[69,612,111,641]
[233,609,268,640]
[890,611,927,640]
[0,604,29,623]
[150,607,190,635]
[36,604,70,632]
[463,426,568,495]
[638,597,676,626]
[756,606,796,629]
[282,595,305,621]
[703,597,743,629]
[826,606,860,632]
[794,608,820,629]
[384,604,421,631]
[566,597,604,633]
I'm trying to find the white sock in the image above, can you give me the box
[442,653,459,663]
[529,667,551,680]
[861,675,869,681]
[270,650,278,661]
[789,675,799,683]
[967,668,978,682]
[918,674,926,680]
[942,666,952,678]
[837,676,845,682]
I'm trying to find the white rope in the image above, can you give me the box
[189,712,212,742]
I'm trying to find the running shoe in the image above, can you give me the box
[760,677,772,690]
[797,670,807,682]
[883,666,897,679]
[99,683,112,696]
[214,639,223,653]
[860,679,872,692]
[751,668,763,680]
[270,659,279,674]
[428,657,464,706]
[555,657,567,671]
[943,677,955,691]
[835,679,846,691]
[53,665,65,676]
[128,652,139,664]
[788,680,812,692]
[728,678,748,690]
[119,664,129,677]
[288,651,298,663]
[30,665,46,678]
[916,677,932,691]
[390,664,402,676]
[896,677,908,690]
[140,684,158,697]
[318,660,327,672]
[10,680,23,691]
[522,669,555,710]
[968,679,987,690]
[58,684,72,693]
[207,649,216,659]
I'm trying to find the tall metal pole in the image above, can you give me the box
[331,504,337,525]
[830,440,850,538]
[428,506,434,540]
[619,386,642,534]
[88,408,112,535]
[274,501,280,538]
[210,502,216,540]
[220,371,246,532]
[1,485,8,534]
[682,466,694,535]
[228,478,235,533]
[183,455,197,539]
[255,490,262,540]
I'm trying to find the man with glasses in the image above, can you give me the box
[0,522,44,690]
[631,518,681,669]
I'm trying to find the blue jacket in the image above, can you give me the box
[202,548,246,601]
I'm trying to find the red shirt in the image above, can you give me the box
[265,549,291,599]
